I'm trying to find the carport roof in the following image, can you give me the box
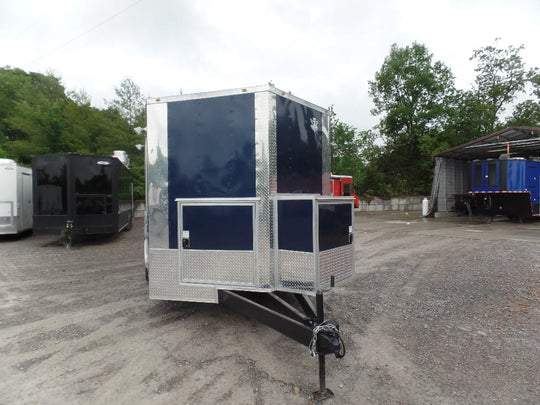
[434,126,540,161]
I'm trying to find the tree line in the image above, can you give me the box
[0,68,146,197]
[2,39,539,199]
[332,39,540,197]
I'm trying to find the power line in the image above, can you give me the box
[27,0,145,66]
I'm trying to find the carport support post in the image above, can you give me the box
[313,290,334,401]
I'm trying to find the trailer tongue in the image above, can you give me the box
[145,85,354,398]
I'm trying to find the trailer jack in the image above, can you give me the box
[64,220,74,248]
[218,289,345,401]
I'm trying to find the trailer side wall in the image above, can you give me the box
[0,162,33,234]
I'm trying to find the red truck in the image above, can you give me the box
[331,174,359,208]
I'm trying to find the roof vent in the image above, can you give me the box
[112,150,130,168]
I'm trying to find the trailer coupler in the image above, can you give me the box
[309,320,345,358]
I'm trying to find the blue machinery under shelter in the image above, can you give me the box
[430,127,540,218]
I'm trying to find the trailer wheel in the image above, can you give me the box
[145,267,149,282]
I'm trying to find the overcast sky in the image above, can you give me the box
[2,0,539,130]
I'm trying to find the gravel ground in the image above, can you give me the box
[0,212,538,404]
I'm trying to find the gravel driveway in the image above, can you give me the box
[0,212,538,404]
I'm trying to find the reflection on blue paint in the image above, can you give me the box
[276,96,323,193]
[167,94,256,248]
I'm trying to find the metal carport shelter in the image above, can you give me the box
[428,126,540,215]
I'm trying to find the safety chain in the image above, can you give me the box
[309,321,346,359]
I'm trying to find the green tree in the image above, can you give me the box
[331,120,367,187]
[0,67,146,197]
[68,88,91,106]
[0,67,69,163]
[506,100,540,127]
[505,68,540,126]
[445,90,493,145]
[368,42,456,194]
[469,39,531,133]
[105,77,145,127]
[530,69,540,99]
[329,106,380,194]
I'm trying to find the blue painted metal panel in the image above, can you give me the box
[507,160,526,190]
[526,162,539,211]
[318,203,352,251]
[183,205,253,250]
[167,94,256,248]
[277,200,313,252]
[276,96,323,193]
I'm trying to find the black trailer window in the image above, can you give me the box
[182,205,253,250]
[473,163,482,188]
[72,157,113,215]
[487,162,498,187]
[277,200,313,252]
[319,203,352,251]
[35,156,67,215]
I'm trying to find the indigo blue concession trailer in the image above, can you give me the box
[145,85,354,397]
[32,152,134,245]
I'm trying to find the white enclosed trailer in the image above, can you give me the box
[0,159,33,235]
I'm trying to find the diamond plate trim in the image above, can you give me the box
[277,250,315,292]
[149,249,218,303]
[319,244,354,291]
[255,91,277,288]
[182,250,255,285]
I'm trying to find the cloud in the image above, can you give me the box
[1,0,539,131]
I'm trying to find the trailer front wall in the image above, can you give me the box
[166,94,256,249]
[34,155,68,217]
[146,91,278,301]
[146,87,344,303]
[33,155,132,235]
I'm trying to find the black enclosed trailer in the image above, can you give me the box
[32,153,134,241]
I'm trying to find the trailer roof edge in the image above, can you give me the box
[146,84,329,114]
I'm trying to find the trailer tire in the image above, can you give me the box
[145,267,149,282]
